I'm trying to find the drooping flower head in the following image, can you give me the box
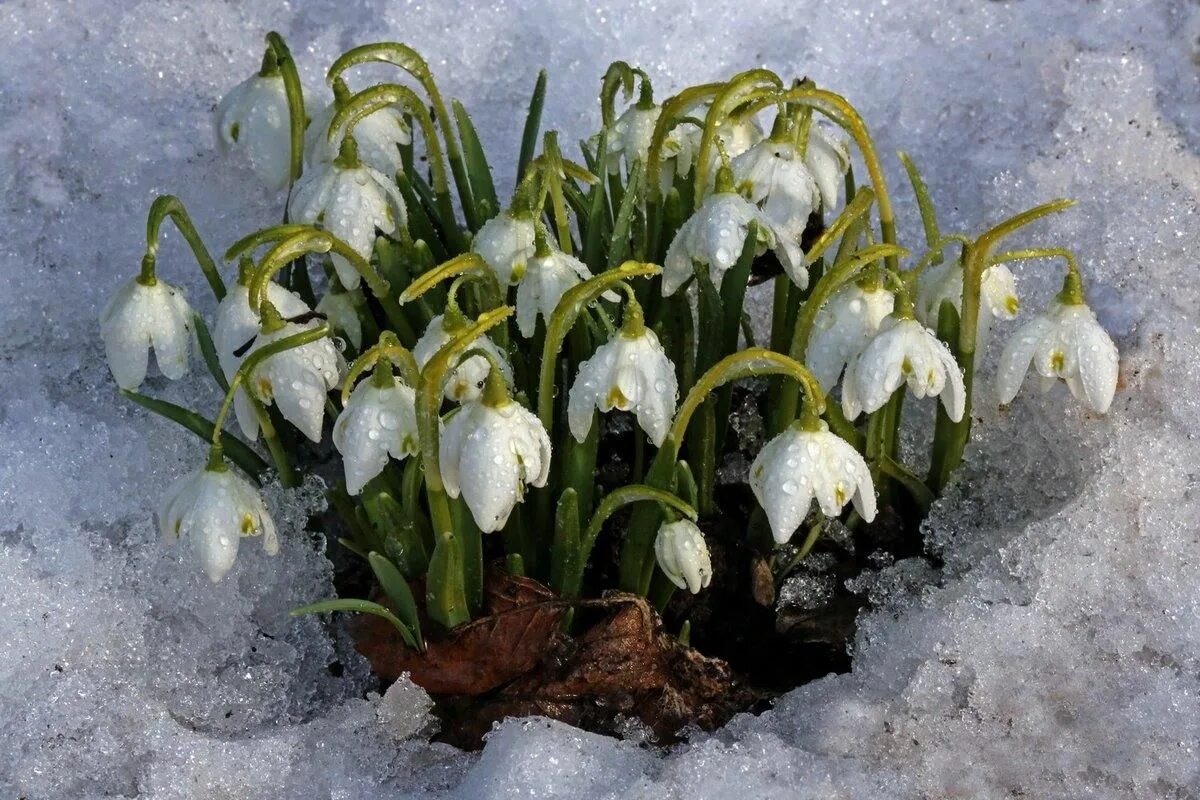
[245,316,344,443]
[654,519,713,594]
[333,373,419,495]
[439,366,551,533]
[841,316,965,422]
[917,259,1020,341]
[288,135,407,291]
[515,229,596,338]
[730,138,820,246]
[304,80,411,177]
[750,420,876,544]
[568,296,678,447]
[159,464,278,582]
[100,275,194,391]
[214,66,293,191]
[413,311,513,404]
[805,279,895,395]
[473,211,538,286]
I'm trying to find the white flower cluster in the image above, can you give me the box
[100,46,1120,603]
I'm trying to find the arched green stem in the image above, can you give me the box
[902,233,972,286]
[739,87,900,273]
[692,69,783,207]
[264,32,306,188]
[537,261,661,432]
[600,61,648,128]
[399,252,501,308]
[928,198,1076,491]
[340,331,421,406]
[803,187,876,267]
[247,229,403,336]
[142,195,225,299]
[224,224,315,263]
[563,484,697,598]
[989,247,1085,304]
[644,83,725,211]
[329,82,461,247]
[206,322,331,469]
[327,43,476,229]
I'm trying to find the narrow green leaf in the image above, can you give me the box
[551,489,581,595]
[426,532,470,630]
[517,70,547,183]
[290,598,418,650]
[192,314,229,392]
[368,551,425,651]
[453,99,499,226]
[120,390,268,480]
[606,160,643,270]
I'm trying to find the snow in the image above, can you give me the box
[1,0,1198,797]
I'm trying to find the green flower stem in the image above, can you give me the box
[328,43,477,231]
[264,32,305,188]
[692,69,782,208]
[618,350,825,595]
[563,484,696,598]
[223,224,314,263]
[989,247,1085,304]
[803,187,876,268]
[206,322,331,480]
[599,60,644,129]
[329,82,464,251]
[741,87,900,273]
[929,198,1076,491]
[143,195,225,299]
[339,331,420,406]
[537,261,660,433]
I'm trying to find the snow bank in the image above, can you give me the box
[1,0,1197,797]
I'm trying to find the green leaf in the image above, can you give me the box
[517,70,547,184]
[606,159,643,270]
[290,598,418,650]
[550,489,581,595]
[453,99,499,226]
[120,390,268,481]
[368,551,425,651]
[426,532,470,630]
[192,314,229,392]
[363,490,429,577]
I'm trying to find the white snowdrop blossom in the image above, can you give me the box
[805,282,895,395]
[803,125,849,212]
[663,190,804,296]
[841,317,965,422]
[304,101,411,177]
[214,283,311,441]
[916,260,1020,336]
[681,114,765,179]
[214,73,293,191]
[515,249,594,338]
[996,300,1119,413]
[246,320,344,442]
[473,212,537,285]
[100,277,194,390]
[750,421,876,544]
[730,139,820,244]
[568,326,677,447]
[439,399,551,532]
[159,466,278,583]
[605,103,694,194]
[413,314,513,403]
[316,290,363,350]
[288,157,406,290]
[333,380,419,495]
[654,519,712,594]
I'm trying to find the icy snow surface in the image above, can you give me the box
[2,0,1198,797]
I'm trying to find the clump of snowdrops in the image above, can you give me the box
[101,33,1119,648]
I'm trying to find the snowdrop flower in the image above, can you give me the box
[316,289,364,350]
[413,313,513,403]
[805,280,895,395]
[473,211,537,285]
[515,248,595,338]
[731,138,820,245]
[333,377,419,495]
[213,278,311,440]
[568,299,678,446]
[803,125,849,212]
[654,519,712,594]
[214,71,293,191]
[750,420,876,543]
[681,113,765,180]
[100,275,194,390]
[304,82,411,177]
[841,317,965,422]
[605,101,694,194]
[996,299,1118,413]
[288,136,407,290]
[245,319,344,442]
[439,376,551,532]
[159,465,278,582]
[916,260,1020,338]
[663,171,805,295]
